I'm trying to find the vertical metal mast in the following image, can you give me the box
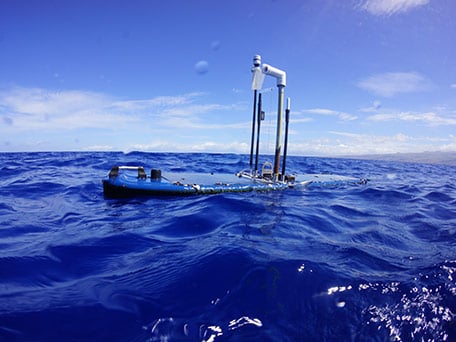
[249,90,257,169]
[281,97,291,179]
[274,84,285,179]
[254,92,263,174]
[262,63,286,180]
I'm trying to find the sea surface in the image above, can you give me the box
[1,152,455,341]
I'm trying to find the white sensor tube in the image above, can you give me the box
[262,64,286,87]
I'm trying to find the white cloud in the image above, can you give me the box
[125,141,249,154]
[289,137,392,155]
[339,112,358,121]
[451,84,456,89]
[291,118,313,124]
[83,145,116,151]
[331,131,411,142]
[0,87,108,116]
[302,108,358,121]
[441,135,456,151]
[109,92,203,111]
[0,87,138,131]
[323,131,440,154]
[368,111,456,126]
[357,72,432,97]
[161,104,230,118]
[0,87,245,133]
[360,0,429,16]
[0,86,250,151]
[289,130,456,156]
[336,131,412,153]
[304,108,335,116]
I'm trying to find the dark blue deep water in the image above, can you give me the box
[1,152,455,341]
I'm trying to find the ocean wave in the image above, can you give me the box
[0,152,455,340]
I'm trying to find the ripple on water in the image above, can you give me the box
[0,152,455,341]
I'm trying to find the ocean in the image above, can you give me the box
[0,152,455,341]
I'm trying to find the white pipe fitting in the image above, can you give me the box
[262,64,286,87]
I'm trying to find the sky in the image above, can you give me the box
[0,0,455,155]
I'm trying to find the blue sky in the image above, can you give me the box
[1,0,455,155]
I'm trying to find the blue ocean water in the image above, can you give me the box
[0,152,455,341]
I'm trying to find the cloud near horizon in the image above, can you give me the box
[0,87,245,133]
[368,111,456,126]
[301,108,358,121]
[357,72,432,97]
[0,86,250,152]
[1,86,454,155]
[321,130,456,154]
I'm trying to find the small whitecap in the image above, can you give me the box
[194,60,209,75]
[327,286,338,295]
[336,301,346,308]
[386,173,397,180]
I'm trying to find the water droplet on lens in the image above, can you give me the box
[3,117,13,126]
[211,40,221,51]
[194,60,209,75]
